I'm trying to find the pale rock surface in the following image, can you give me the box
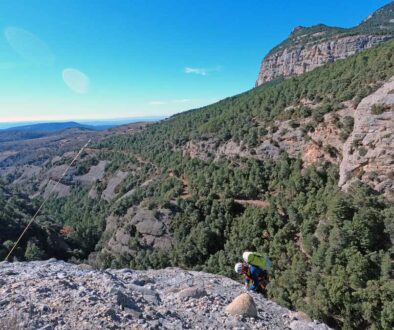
[0,260,332,330]
[225,293,258,317]
[339,77,394,197]
[104,207,174,258]
[76,160,109,185]
[101,170,129,202]
[256,35,391,86]
[43,179,71,198]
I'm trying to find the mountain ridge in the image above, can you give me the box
[3,121,108,132]
[256,2,394,86]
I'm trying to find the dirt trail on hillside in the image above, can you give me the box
[234,199,269,208]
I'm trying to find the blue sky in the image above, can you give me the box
[0,0,390,122]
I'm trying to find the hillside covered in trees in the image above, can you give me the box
[1,24,394,330]
[91,40,394,329]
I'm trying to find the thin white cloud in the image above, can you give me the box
[149,101,167,105]
[185,67,208,76]
[184,65,222,76]
[172,99,194,104]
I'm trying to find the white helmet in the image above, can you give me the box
[234,262,243,274]
[243,251,251,263]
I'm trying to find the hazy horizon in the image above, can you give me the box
[0,116,165,130]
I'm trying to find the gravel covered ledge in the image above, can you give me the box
[0,260,331,329]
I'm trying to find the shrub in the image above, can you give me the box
[339,116,354,142]
[289,120,300,128]
[24,242,45,261]
[300,106,312,118]
[303,123,315,133]
[324,144,338,158]
[358,147,368,157]
[371,103,392,115]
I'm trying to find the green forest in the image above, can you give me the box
[1,38,393,329]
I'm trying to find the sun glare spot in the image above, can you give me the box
[4,27,54,65]
[62,68,90,94]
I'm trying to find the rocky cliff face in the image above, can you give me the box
[103,207,174,259]
[256,35,390,86]
[0,260,331,329]
[183,75,394,197]
[339,76,394,197]
[255,2,394,86]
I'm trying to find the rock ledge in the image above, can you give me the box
[0,260,331,329]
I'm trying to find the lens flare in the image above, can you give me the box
[4,27,54,65]
[62,68,90,94]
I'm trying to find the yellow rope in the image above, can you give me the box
[4,139,91,262]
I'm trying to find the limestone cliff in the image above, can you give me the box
[256,34,390,86]
[339,77,394,197]
[255,2,394,86]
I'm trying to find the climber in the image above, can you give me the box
[234,252,272,294]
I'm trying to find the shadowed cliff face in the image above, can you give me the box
[255,3,394,86]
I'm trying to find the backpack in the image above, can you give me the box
[243,251,272,271]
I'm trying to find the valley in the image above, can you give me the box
[0,2,393,329]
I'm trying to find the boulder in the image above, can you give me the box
[177,287,207,299]
[225,293,258,317]
[113,289,139,311]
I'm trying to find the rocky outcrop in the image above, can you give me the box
[0,260,331,329]
[101,170,129,202]
[76,160,109,185]
[180,72,394,196]
[255,2,394,86]
[339,77,394,197]
[256,34,390,86]
[103,207,174,259]
[43,179,71,199]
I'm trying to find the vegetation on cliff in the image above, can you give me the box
[267,2,394,56]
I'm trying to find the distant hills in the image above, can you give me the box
[4,121,111,132]
[0,117,165,132]
[0,118,162,143]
